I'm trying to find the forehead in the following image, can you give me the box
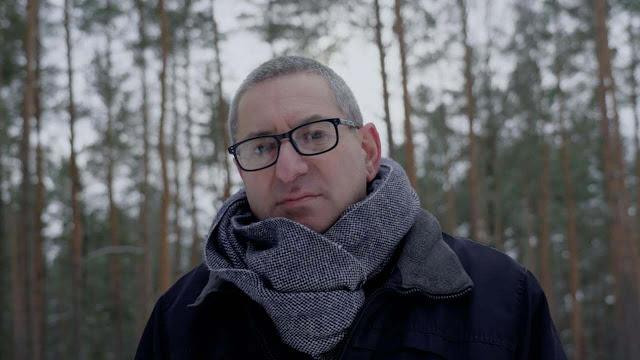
[236,73,343,140]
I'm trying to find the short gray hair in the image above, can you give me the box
[228,56,364,142]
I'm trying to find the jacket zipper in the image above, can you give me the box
[337,285,472,360]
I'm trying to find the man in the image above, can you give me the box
[136,56,566,359]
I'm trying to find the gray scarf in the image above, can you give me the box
[204,158,420,357]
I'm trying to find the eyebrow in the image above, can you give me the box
[242,114,329,140]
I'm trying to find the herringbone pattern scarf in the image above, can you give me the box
[204,158,420,358]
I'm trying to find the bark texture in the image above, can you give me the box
[134,0,152,337]
[456,0,482,243]
[64,0,84,357]
[171,55,183,280]
[158,0,172,294]
[373,0,395,159]
[31,9,45,358]
[592,1,640,358]
[211,0,231,200]
[393,0,417,190]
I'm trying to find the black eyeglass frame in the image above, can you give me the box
[228,118,360,172]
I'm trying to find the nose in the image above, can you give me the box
[274,141,309,183]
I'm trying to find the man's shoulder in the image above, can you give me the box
[442,233,527,284]
[156,263,210,311]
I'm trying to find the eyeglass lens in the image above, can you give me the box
[235,120,338,170]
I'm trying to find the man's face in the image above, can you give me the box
[235,73,381,233]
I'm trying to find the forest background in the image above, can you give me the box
[2,0,640,359]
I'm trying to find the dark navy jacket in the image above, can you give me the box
[136,210,566,359]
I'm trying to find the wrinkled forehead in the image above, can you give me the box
[235,73,342,140]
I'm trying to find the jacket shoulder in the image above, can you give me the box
[157,263,210,311]
[442,233,527,285]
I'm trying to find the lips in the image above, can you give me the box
[277,193,319,206]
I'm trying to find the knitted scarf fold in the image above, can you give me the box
[204,158,420,357]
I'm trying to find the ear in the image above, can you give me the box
[360,123,382,182]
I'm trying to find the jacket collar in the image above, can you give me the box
[189,209,473,307]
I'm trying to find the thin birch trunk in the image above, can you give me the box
[393,0,417,191]
[158,0,172,294]
[211,0,231,200]
[373,0,395,159]
[64,0,84,357]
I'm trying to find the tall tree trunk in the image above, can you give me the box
[104,18,123,359]
[629,21,640,261]
[445,156,457,235]
[158,0,172,294]
[481,18,502,250]
[17,0,38,358]
[592,1,640,358]
[9,202,27,360]
[373,0,395,159]
[64,0,84,358]
[171,55,183,280]
[183,0,201,269]
[553,3,584,356]
[558,82,584,360]
[211,0,231,200]
[31,8,45,359]
[393,0,417,191]
[134,0,152,337]
[456,0,482,243]
[521,168,536,274]
[538,140,554,315]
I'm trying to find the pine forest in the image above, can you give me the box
[1,0,639,359]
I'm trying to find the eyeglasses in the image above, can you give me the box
[228,118,360,172]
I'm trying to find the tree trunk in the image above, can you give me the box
[31,7,45,359]
[538,140,554,316]
[456,0,482,244]
[592,1,640,358]
[182,0,201,269]
[629,21,640,265]
[9,201,27,360]
[17,0,38,358]
[521,167,536,274]
[558,88,584,360]
[445,156,457,235]
[134,0,152,337]
[373,0,395,159]
[393,0,417,192]
[553,3,584,356]
[103,17,123,358]
[64,0,84,358]
[171,55,183,280]
[158,0,172,294]
[211,0,231,200]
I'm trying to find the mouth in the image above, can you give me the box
[277,194,320,207]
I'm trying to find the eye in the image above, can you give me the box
[303,130,329,142]
[252,141,276,156]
